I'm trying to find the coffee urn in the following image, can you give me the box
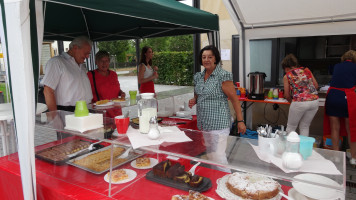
[247,72,267,100]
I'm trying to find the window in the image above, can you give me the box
[249,39,278,87]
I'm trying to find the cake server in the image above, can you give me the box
[68,140,103,158]
[279,191,294,200]
[188,162,201,176]
[118,147,132,159]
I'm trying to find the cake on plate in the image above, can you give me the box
[189,175,204,188]
[166,163,185,179]
[136,157,151,167]
[226,172,280,200]
[65,113,103,133]
[107,169,128,182]
[171,190,211,200]
[153,160,171,178]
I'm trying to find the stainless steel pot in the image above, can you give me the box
[247,72,267,100]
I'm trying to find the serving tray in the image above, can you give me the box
[67,145,143,174]
[35,139,103,165]
[146,170,212,192]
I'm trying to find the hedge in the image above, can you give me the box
[153,51,194,86]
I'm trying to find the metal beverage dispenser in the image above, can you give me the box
[247,72,267,100]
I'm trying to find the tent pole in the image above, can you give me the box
[193,0,201,74]
[135,39,140,91]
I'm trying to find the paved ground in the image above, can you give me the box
[118,76,188,94]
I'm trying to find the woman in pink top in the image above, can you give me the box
[282,54,319,136]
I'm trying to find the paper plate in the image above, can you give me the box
[104,169,137,184]
[292,174,341,200]
[131,158,159,169]
[288,188,312,200]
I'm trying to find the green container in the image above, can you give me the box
[74,101,89,117]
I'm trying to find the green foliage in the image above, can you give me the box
[97,40,134,63]
[153,51,194,86]
[140,35,193,52]
[0,83,9,102]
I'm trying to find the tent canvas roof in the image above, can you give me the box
[43,0,219,41]
[229,0,356,28]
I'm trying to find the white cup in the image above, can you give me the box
[184,102,189,111]
[258,135,280,159]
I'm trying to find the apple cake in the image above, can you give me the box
[136,157,151,167]
[226,172,280,200]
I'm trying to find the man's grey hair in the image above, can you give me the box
[69,36,92,49]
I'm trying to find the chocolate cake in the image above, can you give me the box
[189,175,204,188]
[152,160,171,178]
[166,163,185,179]
[174,171,191,183]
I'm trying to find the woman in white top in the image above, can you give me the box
[138,46,158,93]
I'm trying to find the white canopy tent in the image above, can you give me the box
[222,0,356,85]
[0,0,43,199]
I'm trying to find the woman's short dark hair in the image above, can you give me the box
[199,45,221,65]
[341,50,356,63]
[95,50,110,61]
[139,46,153,66]
[281,54,299,69]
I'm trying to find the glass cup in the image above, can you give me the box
[115,116,130,134]
[129,90,137,105]
[74,101,89,117]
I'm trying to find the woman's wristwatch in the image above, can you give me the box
[237,120,244,123]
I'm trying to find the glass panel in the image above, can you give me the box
[250,40,272,82]
[2,110,346,199]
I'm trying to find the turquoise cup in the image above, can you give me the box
[74,101,89,117]
[299,135,315,160]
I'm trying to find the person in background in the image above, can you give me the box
[189,45,246,172]
[42,36,93,112]
[87,50,125,103]
[282,54,319,136]
[138,46,158,93]
[324,50,356,165]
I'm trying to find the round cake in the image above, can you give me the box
[226,173,280,200]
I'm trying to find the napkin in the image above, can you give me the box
[249,143,342,175]
[126,126,192,149]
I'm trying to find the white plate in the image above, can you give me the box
[104,169,137,184]
[215,174,282,200]
[112,99,129,106]
[292,174,341,200]
[94,101,114,107]
[172,194,214,200]
[130,158,158,169]
[288,188,312,200]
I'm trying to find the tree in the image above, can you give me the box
[97,40,133,63]
[140,35,193,52]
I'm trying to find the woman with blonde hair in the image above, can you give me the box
[324,50,356,165]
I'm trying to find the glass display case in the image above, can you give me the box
[6,110,346,199]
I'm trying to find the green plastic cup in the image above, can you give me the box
[129,90,137,105]
[74,101,89,117]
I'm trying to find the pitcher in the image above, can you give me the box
[137,93,157,134]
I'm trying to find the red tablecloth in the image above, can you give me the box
[0,154,291,200]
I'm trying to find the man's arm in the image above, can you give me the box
[44,86,57,111]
